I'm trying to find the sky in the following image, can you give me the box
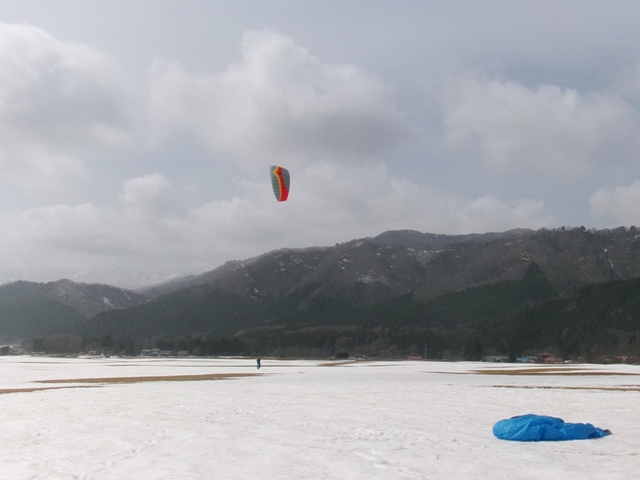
[1,1,640,286]
[0,357,636,479]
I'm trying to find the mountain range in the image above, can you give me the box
[2,226,640,359]
[140,226,640,306]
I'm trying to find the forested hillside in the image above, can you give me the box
[81,262,640,360]
[0,280,145,343]
[4,227,640,360]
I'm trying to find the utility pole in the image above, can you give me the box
[424,344,427,360]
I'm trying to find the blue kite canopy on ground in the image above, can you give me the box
[493,414,611,442]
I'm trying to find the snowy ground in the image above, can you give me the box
[0,357,637,480]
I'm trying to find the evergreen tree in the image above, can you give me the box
[464,337,484,361]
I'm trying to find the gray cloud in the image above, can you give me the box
[441,71,640,176]
[149,30,417,171]
[0,164,556,286]
[590,181,640,226]
[119,174,185,219]
[0,22,131,199]
[0,4,638,285]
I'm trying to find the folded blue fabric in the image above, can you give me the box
[493,414,611,441]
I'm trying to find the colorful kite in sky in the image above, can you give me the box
[270,165,290,202]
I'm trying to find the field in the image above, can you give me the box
[0,357,637,479]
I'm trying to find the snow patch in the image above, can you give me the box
[0,358,632,479]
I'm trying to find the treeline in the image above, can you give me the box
[20,262,640,360]
[480,276,640,359]
[0,295,83,340]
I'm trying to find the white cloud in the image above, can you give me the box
[589,180,640,226]
[0,167,556,286]
[0,19,610,286]
[441,71,640,176]
[0,148,90,200]
[119,174,185,219]
[0,22,131,200]
[149,30,416,171]
[186,163,555,249]
[445,196,553,234]
[0,203,128,282]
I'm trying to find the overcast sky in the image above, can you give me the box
[1,1,640,286]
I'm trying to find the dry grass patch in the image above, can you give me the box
[472,368,639,376]
[492,385,640,392]
[0,385,98,395]
[320,361,358,367]
[38,373,260,385]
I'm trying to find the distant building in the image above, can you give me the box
[535,352,563,364]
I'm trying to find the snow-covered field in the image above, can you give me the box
[0,357,637,480]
